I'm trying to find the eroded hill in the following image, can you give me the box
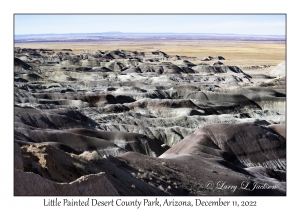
[14,47,286,196]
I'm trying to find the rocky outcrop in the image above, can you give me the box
[14,143,119,196]
[201,56,214,61]
[216,56,225,60]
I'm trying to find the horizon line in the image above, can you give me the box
[14,32,286,37]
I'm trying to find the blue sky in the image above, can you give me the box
[14,14,286,36]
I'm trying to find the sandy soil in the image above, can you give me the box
[15,40,285,67]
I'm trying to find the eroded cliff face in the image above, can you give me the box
[14,47,286,196]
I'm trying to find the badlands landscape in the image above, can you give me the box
[14,35,286,196]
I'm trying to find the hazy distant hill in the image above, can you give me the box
[14,32,286,43]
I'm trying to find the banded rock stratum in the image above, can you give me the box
[14,47,286,195]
